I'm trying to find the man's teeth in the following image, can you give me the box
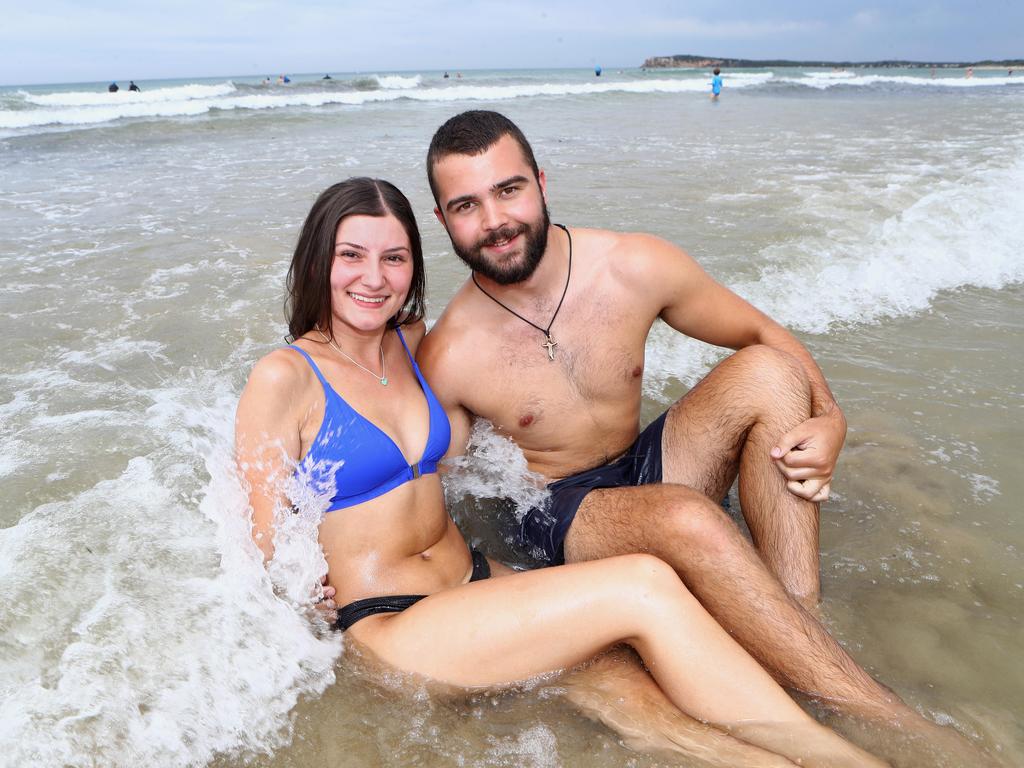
[350,293,386,303]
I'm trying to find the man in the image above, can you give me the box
[418,109,901,717]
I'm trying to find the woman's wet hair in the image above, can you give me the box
[285,177,425,341]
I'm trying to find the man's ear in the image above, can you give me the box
[434,206,447,230]
[538,169,548,205]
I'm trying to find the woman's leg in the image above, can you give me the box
[488,562,797,767]
[349,554,886,767]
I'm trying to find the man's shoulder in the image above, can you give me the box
[570,226,677,257]
[418,283,479,374]
[571,226,687,281]
[397,318,427,352]
[423,280,475,337]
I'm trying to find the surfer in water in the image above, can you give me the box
[236,176,886,767]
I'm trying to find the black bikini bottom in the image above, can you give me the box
[334,549,491,631]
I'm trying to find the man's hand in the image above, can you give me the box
[770,411,846,503]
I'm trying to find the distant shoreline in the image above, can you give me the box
[642,55,1024,69]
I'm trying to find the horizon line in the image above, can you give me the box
[4,58,1022,89]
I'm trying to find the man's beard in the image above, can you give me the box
[452,203,550,285]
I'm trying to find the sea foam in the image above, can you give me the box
[641,141,1024,394]
[20,82,237,107]
[4,70,1022,134]
[0,380,342,767]
[780,72,1023,89]
[373,74,423,89]
[0,75,771,131]
[738,144,1024,334]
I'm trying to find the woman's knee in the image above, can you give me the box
[613,553,696,615]
[615,552,680,587]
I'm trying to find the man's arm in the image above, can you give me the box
[415,323,474,461]
[633,234,845,501]
[441,398,474,461]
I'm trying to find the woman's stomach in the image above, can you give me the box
[317,479,474,604]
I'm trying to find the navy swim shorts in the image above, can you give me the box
[517,411,668,565]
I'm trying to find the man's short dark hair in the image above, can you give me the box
[426,110,540,205]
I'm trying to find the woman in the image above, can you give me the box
[235,177,886,767]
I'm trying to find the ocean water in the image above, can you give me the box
[1,67,1022,767]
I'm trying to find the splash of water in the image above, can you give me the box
[0,377,343,766]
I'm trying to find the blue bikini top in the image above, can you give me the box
[289,328,451,513]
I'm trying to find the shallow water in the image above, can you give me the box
[1,67,1022,766]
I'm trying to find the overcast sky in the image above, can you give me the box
[1,0,1021,86]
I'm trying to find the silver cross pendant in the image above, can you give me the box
[541,335,557,361]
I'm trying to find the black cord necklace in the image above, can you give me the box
[472,223,571,361]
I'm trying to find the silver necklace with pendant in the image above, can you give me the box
[317,330,388,385]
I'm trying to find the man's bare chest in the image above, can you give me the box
[459,318,647,435]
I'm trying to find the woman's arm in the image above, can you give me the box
[235,351,306,561]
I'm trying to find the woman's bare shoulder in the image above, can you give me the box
[243,346,312,400]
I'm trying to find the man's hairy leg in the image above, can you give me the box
[563,488,1003,765]
[558,649,797,767]
[647,347,1002,763]
[485,561,795,765]
[661,345,821,603]
[563,483,902,718]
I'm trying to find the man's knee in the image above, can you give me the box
[648,489,740,562]
[731,345,807,389]
[727,345,811,414]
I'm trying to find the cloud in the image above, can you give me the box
[852,9,880,27]
[637,16,825,39]
[451,4,825,40]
